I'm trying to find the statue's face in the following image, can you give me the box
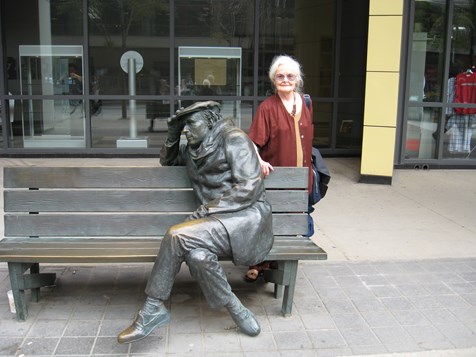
[183,111,211,148]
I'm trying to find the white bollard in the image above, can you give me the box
[7,290,16,314]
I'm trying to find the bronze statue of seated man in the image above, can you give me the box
[118,101,273,344]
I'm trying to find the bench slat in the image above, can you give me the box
[4,167,308,189]
[4,213,309,237]
[4,190,308,213]
[0,238,326,263]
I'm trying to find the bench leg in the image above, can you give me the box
[7,262,57,321]
[281,261,298,317]
[263,260,298,317]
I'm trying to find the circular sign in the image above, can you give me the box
[120,51,144,73]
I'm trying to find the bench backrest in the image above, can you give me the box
[3,167,309,238]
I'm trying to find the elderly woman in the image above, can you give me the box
[246,55,314,282]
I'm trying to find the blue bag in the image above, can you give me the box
[304,94,331,206]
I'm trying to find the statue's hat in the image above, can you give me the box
[174,101,221,121]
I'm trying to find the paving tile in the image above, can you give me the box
[55,337,95,355]
[461,293,476,306]
[167,332,204,354]
[371,325,414,346]
[347,263,380,276]
[63,320,101,337]
[324,264,355,276]
[339,327,380,346]
[371,262,407,274]
[71,304,107,320]
[272,331,313,350]
[92,336,130,355]
[314,347,353,356]
[449,306,476,322]
[420,308,460,324]
[330,313,367,329]
[99,318,134,337]
[203,332,241,353]
[300,312,336,330]
[318,288,348,302]
[28,319,68,337]
[350,297,386,312]
[435,294,471,308]
[404,324,455,350]
[268,314,304,331]
[358,275,389,286]
[435,322,476,348]
[19,337,59,356]
[396,283,431,297]
[407,295,442,309]
[294,297,326,314]
[446,282,476,294]
[128,334,167,354]
[239,331,276,352]
[0,337,23,356]
[391,309,432,326]
[279,349,317,357]
[307,329,347,349]
[380,296,415,310]
[350,345,388,355]
[323,299,357,314]
[360,310,399,328]
[421,283,455,295]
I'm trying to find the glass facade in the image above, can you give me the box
[404,0,476,163]
[0,0,368,155]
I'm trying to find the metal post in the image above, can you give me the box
[128,57,137,139]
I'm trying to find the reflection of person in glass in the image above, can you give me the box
[68,63,83,113]
[7,57,17,79]
[117,101,273,344]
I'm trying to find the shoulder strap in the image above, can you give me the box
[303,94,311,109]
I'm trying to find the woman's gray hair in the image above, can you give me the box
[268,55,304,93]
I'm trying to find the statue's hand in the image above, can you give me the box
[185,205,208,221]
[166,112,185,140]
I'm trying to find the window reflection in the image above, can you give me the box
[407,0,476,161]
[89,0,170,96]
[444,0,476,158]
[405,107,440,160]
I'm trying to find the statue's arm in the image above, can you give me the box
[159,115,185,166]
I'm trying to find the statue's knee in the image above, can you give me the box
[187,249,213,269]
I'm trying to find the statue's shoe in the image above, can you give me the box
[117,307,170,344]
[229,305,261,336]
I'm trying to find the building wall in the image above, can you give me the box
[360,0,404,184]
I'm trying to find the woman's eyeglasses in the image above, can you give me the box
[275,73,296,82]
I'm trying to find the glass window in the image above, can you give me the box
[88,0,170,96]
[175,0,254,97]
[336,102,364,149]
[443,0,476,159]
[409,1,446,103]
[91,100,167,149]
[405,0,476,161]
[405,107,440,159]
[91,99,252,148]
[4,1,84,148]
[16,99,85,148]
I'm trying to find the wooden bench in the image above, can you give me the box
[0,166,327,321]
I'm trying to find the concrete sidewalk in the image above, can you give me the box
[0,157,475,356]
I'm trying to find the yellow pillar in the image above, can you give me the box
[360,0,404,184]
